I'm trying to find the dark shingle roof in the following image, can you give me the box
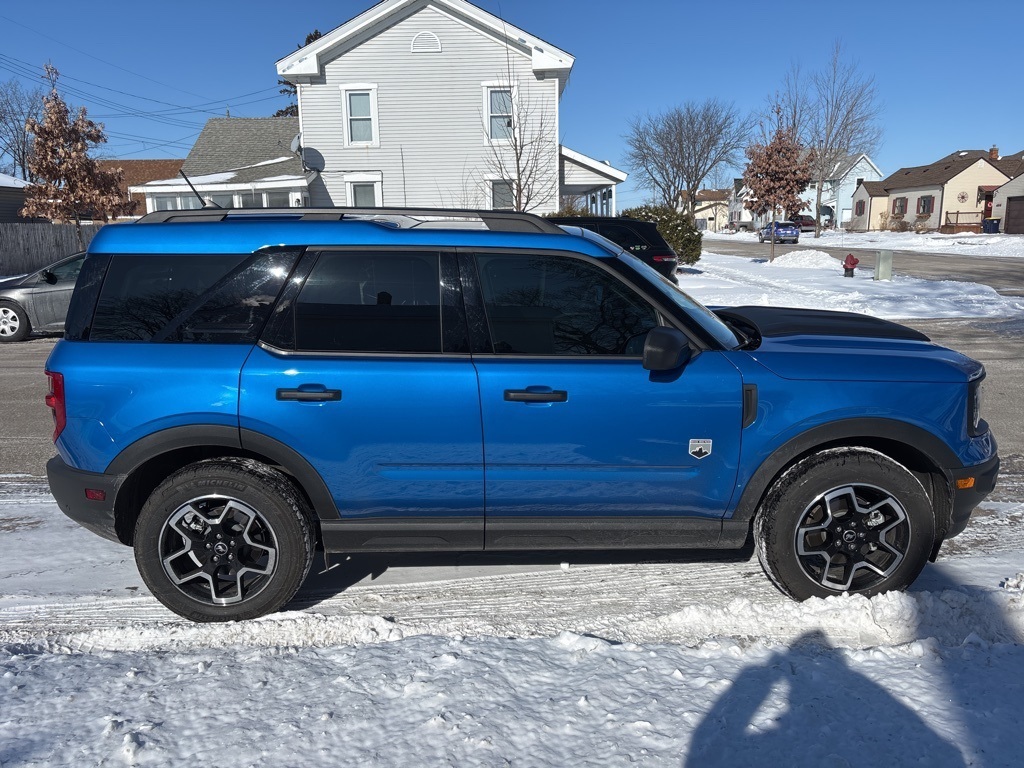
[882,151,1008,190]
[97,159,184,195]
[858,181,888,197]
[180,117,303,182]
[995,150,1024,178]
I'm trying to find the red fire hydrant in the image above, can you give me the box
[842,254,859,277]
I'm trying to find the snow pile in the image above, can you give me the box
[679,251,1024,319]
[763,249,847,270]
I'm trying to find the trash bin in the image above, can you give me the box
[982,218,1001,234]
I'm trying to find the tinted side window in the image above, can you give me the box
[597,223,652,253]
[295,252,441,353]
[90,251,299,343]
[476,254,658,355]
[48,254,85,283]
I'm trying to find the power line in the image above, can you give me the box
[0,13,214,101]
[0,55,282,128]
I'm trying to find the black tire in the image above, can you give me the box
[0,301,30,342]
[758,234,764,243]
[755,448,934,601]
[134,457,314,622]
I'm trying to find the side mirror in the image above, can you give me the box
[642,326,693,371]
[41,269,57,284]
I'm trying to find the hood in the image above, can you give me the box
[0,273,28,287]
[716,306,981,383]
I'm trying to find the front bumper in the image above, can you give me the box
[47,455,125,544]
[946,453,1000,538]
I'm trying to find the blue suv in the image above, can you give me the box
[45,208,999,622]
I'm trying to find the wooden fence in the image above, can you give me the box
[0,223,105,276]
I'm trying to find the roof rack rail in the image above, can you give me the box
[135,206,565,234]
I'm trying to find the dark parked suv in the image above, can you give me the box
[46,207,998,622]
[547,216,679,282]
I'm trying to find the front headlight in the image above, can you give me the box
[968,374,986,437]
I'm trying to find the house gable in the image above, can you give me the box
[292,2,565,212]
[277,0,573,92]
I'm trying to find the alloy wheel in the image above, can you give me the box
[159,495,279,606]
[794,483,910,592]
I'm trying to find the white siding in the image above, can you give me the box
[297,5,560,212]
[992,175,1024,229]
[884,185,942,230]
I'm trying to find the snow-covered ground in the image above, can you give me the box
[681,250,1024,320]
[704,227,1024,258]
[3,249,1023,767]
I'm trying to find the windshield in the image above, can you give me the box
[618,253,741,350]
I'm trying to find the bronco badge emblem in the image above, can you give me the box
[689,439,712,459]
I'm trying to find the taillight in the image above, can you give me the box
[45,370,66,442]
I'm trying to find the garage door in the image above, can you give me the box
[1006,196,1024,234]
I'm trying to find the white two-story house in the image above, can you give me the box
[275,0,625,214]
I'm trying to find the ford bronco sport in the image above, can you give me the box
[45,208,999,622]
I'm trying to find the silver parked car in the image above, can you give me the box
[0,252,85,342]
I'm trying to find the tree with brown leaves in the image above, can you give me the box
[21,66,133,246]
[743,110,813,262]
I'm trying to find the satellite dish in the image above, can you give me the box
[290,133,302,155]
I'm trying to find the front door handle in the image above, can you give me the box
[276,387,342,402]
[504,389,568,403]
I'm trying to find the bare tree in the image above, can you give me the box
[0,78,45,180]
[799,43,883,236]
[759,64,810,144]
[743,109,813,262]
[624,99,753,216]
[482,76,558,213]
[22,66,134,246]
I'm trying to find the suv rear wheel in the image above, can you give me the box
[755,448,934,600]
[134,458,314,622]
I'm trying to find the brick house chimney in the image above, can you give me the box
[990,145,1000,160]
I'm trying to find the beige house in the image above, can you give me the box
[879,148,1016,233]
[847,181,889,231]
[690,188,730,232]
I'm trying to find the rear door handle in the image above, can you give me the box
[504,389,568,403]
[276,388,342,402]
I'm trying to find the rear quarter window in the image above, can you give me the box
[87,250,300,343]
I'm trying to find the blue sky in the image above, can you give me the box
[1,0,1019,208]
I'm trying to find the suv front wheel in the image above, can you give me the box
[134,458,314,622]
[755,448,934,600]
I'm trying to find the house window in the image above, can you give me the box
[856,178,864,186]
[341,85,379,147]
[492,180,515,210]
[917,195,934,215]
[153,194,202,211]
[855,200,866,216]
[488,88,513,141]
[266,190,291,208]
[239,192,262,208]
[209,194,234,209]
[892,197,907,215]
[351,183,376,207]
